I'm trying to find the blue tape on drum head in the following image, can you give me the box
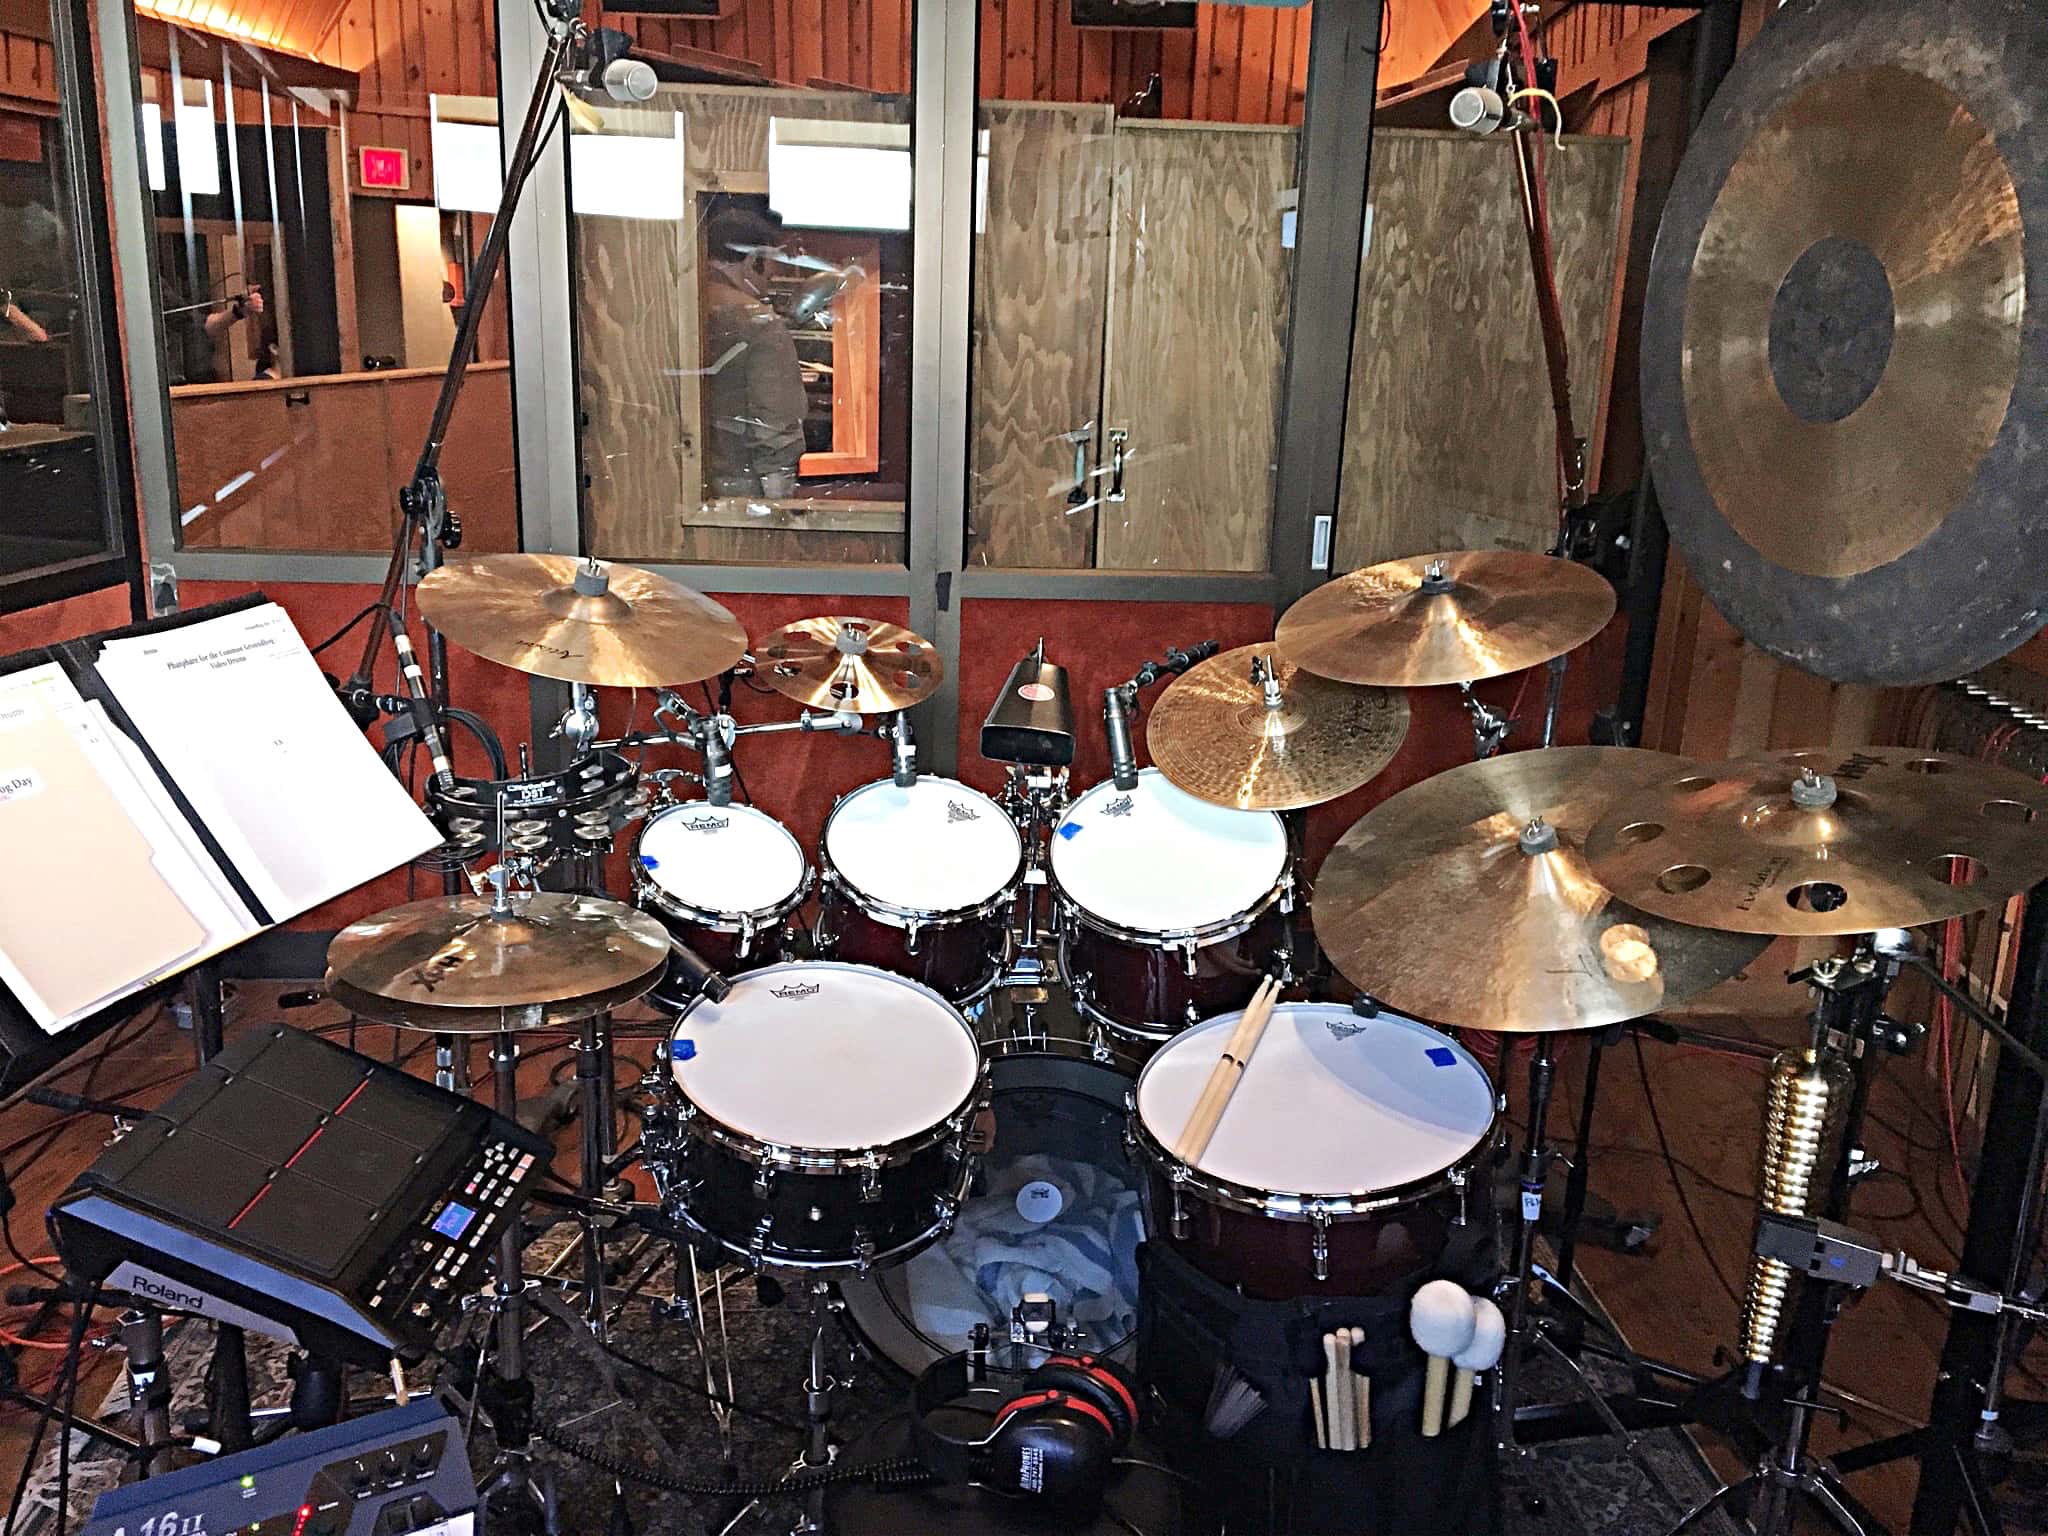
[1426,1047,1457,1067]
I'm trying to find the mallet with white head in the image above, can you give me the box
[1448,1296,1506,1427]
[1408,1280,1478,1437]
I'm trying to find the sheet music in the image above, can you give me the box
[0,665,251,1031]
[95,603,443,922]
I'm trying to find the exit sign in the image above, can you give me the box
[359,145,409,190]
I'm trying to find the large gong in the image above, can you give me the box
[1642,0,2048,686]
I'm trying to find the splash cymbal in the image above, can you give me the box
[1312,748,1769,1031]
[1275,550,1615,688]
[418,555,748,687]
[1584,746,2048,936]
[754,616,943,713]
[1146,645,1410,811]
[326,892,670,1031]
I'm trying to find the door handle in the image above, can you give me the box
[284,389,311,407]
[1107,428,1128,504]
[1061,425,1093,507]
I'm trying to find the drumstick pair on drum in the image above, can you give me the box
[1173,976,1280,1162]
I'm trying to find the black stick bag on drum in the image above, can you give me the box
[1136,1224,1495,1536]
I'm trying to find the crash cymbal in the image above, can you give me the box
[755,616,943,713]
[1275,551,1615,688]
[326,891,670,1031]
[1584,746,2048,936]
[1146,645,1410,811]
[418,554,748,687]
[1312,747,1769,1031]
[1642,0,2048,684]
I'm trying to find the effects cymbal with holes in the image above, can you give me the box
[418,555,749,688]
[1275,550,1615,688]
[754,616,944,713]
[1146,645,1410,811]
[1312,747,1769,1032]
[1584,746,2048,936]
[326,892,670,1032]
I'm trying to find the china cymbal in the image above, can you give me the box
[1146,645,1410,811]
[1640,0,2048,685]
[1312,747,1769,1032]
[1275,550,1616,688]
[1584,746,2048,936]
[418,555,748,687]
[326,892,670,1032]
[755,616,943,713]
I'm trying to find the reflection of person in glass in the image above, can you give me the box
[161,282,264,385]
[701,208,807,501]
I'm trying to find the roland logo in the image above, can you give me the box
[945,799,981,824]
[122,1271,210,1314]
[683,814,730,832]
[770,980,821,1000]
[1101,795,1135,819]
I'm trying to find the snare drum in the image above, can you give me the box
[1130,1003,1499,1299]
[818,777,1023,1004]
[644,963,988,1275]
[1052,768,1292,1043]
[632,801,811,1010]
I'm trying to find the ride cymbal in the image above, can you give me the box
[1641,0,2048,684]
[1584,747,2048,936]
[755,616,943,713]
[418,555,748,687]
[1312,747,1768,1032]
[1275,551,1615,688]
[1147,645,1410,811]
[326,892,670,1031]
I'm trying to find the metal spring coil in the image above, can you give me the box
[1739,1048,1850,1363]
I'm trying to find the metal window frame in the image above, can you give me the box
[108,0,1384,775]
[0,0,146,621]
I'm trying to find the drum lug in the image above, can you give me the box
[1169,1167,1190,1241]
[1309,1204,1331,1283]
[1278,869,1296,915]
[752,1163,775,1200]
[749,1215,774,1263]
[1179,941,1198,979]
[1090,1026,1115,1066]
[1449,1166,1470,1227]
[857,1151,884,1204]
[738,910,757,957]
[905,916,923,956]
[1184,1000,1202,1028]
[853,1229,877,1274]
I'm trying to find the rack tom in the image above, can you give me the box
[632,801,811,1010]
[817,777,1023,1004]
[1052,768,1292,1045]
[643,963,987,1276]
[1130,1002,1499,1299]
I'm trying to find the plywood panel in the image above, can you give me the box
[1333,130,1629,571]
[967,102,1113,570]
[1097,122,1295,572]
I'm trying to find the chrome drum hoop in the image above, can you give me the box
[1050,868,1294,951]
[629,816,814,936]
[657,1158,977,1278]
[816,819,1024,934]
[668,1061,991,1175]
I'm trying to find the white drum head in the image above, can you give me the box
[824,777,1022,914]
[1052,768,1288,933]
[672,963,980,1149]
[638,802,807,915]
[1135,1004,1496,1196]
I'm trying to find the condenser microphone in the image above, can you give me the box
[699,719,735,807]
[1102,687,1140,792]
[667,937,732,1004]
[568,28,656,102]
[889,711,918,787]
[1449,83,1507,134]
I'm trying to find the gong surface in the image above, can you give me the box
[1642,0,2048,685]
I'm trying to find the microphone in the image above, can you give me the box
[567,28,656,103]
[1449,83,1507,134]
[889,711,918,787]
[700,721,735,807]
[1102,687,1139,792]
[667,937,732,1004]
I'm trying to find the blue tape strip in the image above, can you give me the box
[1057,822,1082,840]
[1426,1047,1457,1067]
[640,855,659,869]
[672,1039,696,1060]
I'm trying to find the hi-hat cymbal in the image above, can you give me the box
[418,555,748,687]
[1275,550,1616,688]
[326,892,670,1032]
[1312,747,1769,1032]
[755,616,943,713]
[1584,747,2048,936]
[1147,645,1410,811]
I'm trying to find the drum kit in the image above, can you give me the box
[312,531,2048,1535]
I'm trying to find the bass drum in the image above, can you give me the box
[838,1048,1145,1374]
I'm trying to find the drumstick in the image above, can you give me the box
[1350,1330,1371,1449]
[1176,977,1281,1163]
[1174,976,1275,1159]
[1310,1375,1327,1450]
[1324,1330,1348,1451]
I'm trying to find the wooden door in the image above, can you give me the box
[1096,122,1298,572]
[967,102,1114,570]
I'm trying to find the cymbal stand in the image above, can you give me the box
[794,1281,843,1536]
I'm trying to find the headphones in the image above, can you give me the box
[909,1348,1140,1514]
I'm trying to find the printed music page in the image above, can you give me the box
[0,665,225,1030]
[95,604,443,921]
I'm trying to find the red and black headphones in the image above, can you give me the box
[909,1348,1140,1514]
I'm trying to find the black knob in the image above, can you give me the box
[348,1461,373,1492]
[411,1439,436,1472]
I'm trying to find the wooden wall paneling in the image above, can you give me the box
[1236,5,1272,125]
[173,392,298,547]
[1332,130,1629,571]
[966,101,1112,569]
[870,0,903,94]
[325,129,362,368]
[1097,121,1294,572]
[387,364,517,549]
[792,0,822,89]
[297,379,398,546]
